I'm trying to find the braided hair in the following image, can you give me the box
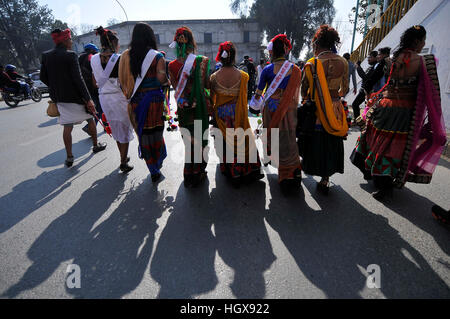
[393,25,426,61]
[95,26,119,53]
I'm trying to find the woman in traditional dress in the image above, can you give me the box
[252,34,302,193]
[168,26,211,188]
[351,25,446,200]
[119,22,169,183]
[210,41,264,187]
[299,25,349,195]
[91,27,134,173]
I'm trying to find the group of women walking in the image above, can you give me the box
[90,21,445,200]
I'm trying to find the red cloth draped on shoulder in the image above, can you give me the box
[268,64,301,133]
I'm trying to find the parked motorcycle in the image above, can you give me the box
[0,77,42,107]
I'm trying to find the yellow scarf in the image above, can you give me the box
[305,57,348,137]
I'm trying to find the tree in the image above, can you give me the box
[80,24,95,35]
[0,0,55,71]
[230,0,335,58]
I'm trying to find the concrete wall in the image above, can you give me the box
[345,0,450,131]
[73,19,263,67]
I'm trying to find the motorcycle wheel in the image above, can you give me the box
[3,95,19,108]
[31,88,42,102]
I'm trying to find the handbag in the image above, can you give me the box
[297,58,317,136]
[47,100,60,117]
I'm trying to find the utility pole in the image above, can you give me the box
[351,0,360,53]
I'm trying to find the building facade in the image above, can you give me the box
[73,19,264,67]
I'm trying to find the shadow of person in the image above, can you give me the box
[264,175,450,298]
[37,139,94,168]
[2,172,125,298]
[372,186,450,257]
[437,157,450,170]
[0,155,93,234]
[38,118,58,128]
[209,167,276,298]
[66,180,170,298]
[150,178,218,299]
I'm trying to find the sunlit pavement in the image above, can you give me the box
[0,96,449,299]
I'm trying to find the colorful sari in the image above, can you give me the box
[118,49,167,177]
[260,63,302,184]
[351,54,446,188]
[299,56,349,178]
[211,70,262,182]
[168,55,211,184]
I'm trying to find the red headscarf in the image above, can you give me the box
[215,41,233,62]
[174,27,188,41]
[270,34,292,51]
[51,28,72,45]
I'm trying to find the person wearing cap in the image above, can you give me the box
[40,28,107,167]
[79,42,104,135]
[239,55,256,100]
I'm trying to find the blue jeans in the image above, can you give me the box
[20,83,30,96]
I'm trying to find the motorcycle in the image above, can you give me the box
[0,77,42,108]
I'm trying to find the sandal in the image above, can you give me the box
[317,180,330,195]
[65,156,74,168]
[93,142,107,154]
[120,163,134,174]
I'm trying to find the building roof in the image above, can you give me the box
[75,18,258,38]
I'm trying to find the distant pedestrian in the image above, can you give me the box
[351,50,387,123]
[256,58,264,88]
[239,55,256,100]
[79,43,104,135]
[40,28,107,167]
[343,53,357,96]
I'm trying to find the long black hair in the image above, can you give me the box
[393,25,426,61]
[272,39,286,59]
[129,22,158,78]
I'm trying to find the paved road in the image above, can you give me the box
[0,97,449,299]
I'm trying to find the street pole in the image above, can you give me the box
[114,0,131,38]
[351,0,360,53]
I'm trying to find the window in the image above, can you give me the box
[204,33,212,44]
[155,34,160,44]
[243,31,250,43]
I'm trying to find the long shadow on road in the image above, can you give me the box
[264,175,450,298]
[3,172,168,298]
[0,154,93,235]
[150,178,218,299]
[209,168,276,299]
